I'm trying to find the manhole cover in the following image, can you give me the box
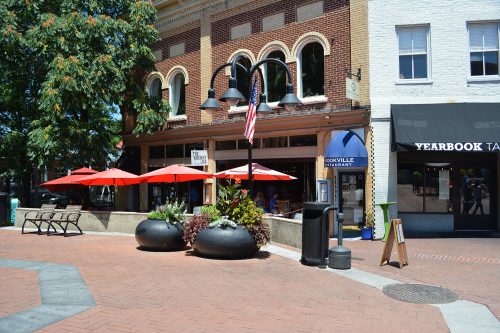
[383,284,458,304]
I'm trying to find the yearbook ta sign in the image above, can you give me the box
[191,150,208,166]
[414,142,500,152]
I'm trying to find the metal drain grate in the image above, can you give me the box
[383,284,459,304]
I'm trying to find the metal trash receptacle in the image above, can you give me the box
[301,202,330,266]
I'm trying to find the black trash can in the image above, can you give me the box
[301,202,330,266]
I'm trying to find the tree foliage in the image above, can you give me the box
[0,0,168,203]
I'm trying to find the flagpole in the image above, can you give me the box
[248,143,253,197]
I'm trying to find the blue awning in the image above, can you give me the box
[325,130,368,168]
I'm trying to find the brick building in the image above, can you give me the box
[120,0,371,231]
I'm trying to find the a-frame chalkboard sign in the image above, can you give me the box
[380,219,408,269]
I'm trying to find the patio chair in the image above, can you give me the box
[22,204,57,234]
[46,205,83,237]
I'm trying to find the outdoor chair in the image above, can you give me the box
[46,205,83,237]
[22,204,57,234]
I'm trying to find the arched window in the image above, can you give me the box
[169,73,185,116]
[235,57,252,106]
[265,50,287,102]
[149,78,162,98]
[299,42,324,98]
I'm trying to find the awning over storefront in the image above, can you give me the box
[391,103,500,152]
[325,130,368,167]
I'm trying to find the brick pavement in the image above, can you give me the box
[0,229,447,333]
[0,267,40,318]
[329,237,500,320]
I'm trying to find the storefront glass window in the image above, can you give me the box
[184,142,204,156]
[262,136,287,148]
[397,164,424,212]
[459,168,490,215]
[149,145,165,159]
[289,135,317,147]
[165,144,184,158]
[238,139,260,149]
[216,140,236,151]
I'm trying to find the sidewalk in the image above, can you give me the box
[0,228,497,332]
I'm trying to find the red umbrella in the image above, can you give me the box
[76,168,140,186]
[215,163,297,181]
[137,164,213,183]
[41,168,98,192]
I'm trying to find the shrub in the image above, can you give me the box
[147,199,186,224]
[199,205,221,222]
[183,213,209,244]
[215,180,264,226]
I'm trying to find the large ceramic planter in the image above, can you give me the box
[192,226,258,259]
[135,219,186,251]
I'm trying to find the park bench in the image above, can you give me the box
[22,204,57,234]
[46,205,83,237]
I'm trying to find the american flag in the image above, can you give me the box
[244,79,258,144]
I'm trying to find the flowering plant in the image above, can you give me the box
[184,179,270,247]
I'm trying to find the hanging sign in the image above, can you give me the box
[191,150,208,166]
[346,77,360,102]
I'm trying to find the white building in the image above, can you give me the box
[368,0,500,237]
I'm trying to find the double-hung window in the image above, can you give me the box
[397,25,430,80]
[468,22,499,77]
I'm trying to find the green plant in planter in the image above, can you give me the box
[148,199,186,225]
[184,179,271,248]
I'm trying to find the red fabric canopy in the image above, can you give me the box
[41,167,98,192]
[215,163,297,181]
[76,168,140,186]
[137,164,213,183]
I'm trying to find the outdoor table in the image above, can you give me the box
[378,202,396,241]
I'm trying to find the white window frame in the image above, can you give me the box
[148,77,162,98]
[168,72,187,120]
[262,49,287,105]
[297,42,327,102]
[396,25,431,83]
[467,22,500,81]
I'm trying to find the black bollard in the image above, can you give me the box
[328,212,352,269]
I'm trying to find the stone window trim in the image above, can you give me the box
[290,32,331,62]
[145,71,167,92]
[165,65,190,87]
[262,11,285,32]
[230,21,252,41]
[224,49,257,76]
[257,40,292,63]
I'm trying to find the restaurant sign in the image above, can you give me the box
[325,157,368,168]
[191,150,208,166]
[415,142,500,152]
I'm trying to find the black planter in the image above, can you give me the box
[192,226,258,259]
[135,219,186,251]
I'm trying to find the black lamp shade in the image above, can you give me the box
[278,84,301,109]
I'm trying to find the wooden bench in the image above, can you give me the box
[22,204,57,234]
[46,205,83,237]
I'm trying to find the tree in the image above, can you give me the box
[0,0,168,206]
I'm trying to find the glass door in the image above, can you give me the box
[454,165,496,230]
[339,172,365,227]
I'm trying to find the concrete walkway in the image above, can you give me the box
[0,228,498,332]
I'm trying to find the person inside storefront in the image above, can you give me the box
[472,182,487,215]
[269,193,279,214]
[462,177,474,214]
[253,192,268,213]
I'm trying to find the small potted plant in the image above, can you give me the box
[135,199,187,251]
[361,209,375,240]
[183,179,271,259]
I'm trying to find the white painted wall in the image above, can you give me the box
[368,0,500,237]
